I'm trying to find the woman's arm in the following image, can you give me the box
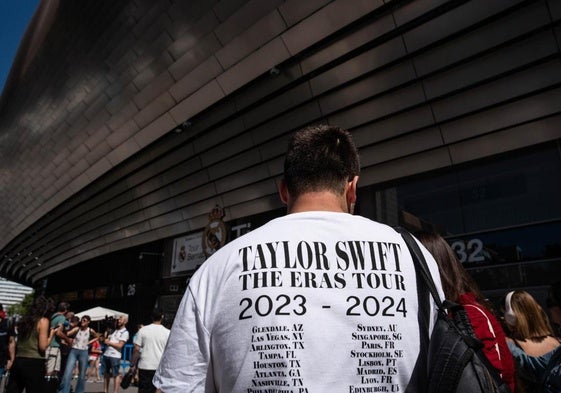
[89,328,99,342]
[7,336,15,369]
[88,332,100,345]
[66,326,79,338]
[37,317,54,353]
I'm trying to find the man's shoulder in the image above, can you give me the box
[50,313,65,326]
[112,327,129,338]
[144,323,170,335]
[51,312,65,321]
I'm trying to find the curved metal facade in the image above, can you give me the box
[0,0,560,286]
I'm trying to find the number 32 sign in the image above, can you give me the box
[450,239,485,264]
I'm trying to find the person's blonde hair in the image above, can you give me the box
[507,290,554,341]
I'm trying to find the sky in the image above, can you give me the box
[0,0,40,94]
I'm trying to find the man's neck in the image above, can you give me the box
[287,191,348,214]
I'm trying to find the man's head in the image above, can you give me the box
[69,315,80,328]
[116,315,128,328]
[57,301,70,314]
[281,124,360,212]
[151,308,164,323]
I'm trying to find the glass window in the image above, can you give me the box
[356,141,561,286]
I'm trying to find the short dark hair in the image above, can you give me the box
[57,301,70,312]
[151,308,164,322]
[283,124,360,198]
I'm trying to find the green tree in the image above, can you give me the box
[8,292,34,317]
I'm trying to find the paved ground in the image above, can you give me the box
[0,374,139,393]
[83,379,139,393]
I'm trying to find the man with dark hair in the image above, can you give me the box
[154,124,443,392]
[130,309,170,393]
[46,301,72,389]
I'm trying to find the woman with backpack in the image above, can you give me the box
[418,232,516,392]
[504,290,561,392]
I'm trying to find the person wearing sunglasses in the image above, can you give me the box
[58,315,99,393]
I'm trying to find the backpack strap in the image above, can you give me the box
[397,227,435,393]
[395,227,444,311]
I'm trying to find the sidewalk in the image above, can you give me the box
[83,379,138,393]
[0,375,139,393]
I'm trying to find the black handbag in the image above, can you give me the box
[120,368,135,390]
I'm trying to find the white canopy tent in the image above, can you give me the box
[75,306,128,321]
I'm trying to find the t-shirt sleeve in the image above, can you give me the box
[153,287,212,393]
[133,331,142,347]
[120,330,130,343]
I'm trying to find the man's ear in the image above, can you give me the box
[346,176,359,212]
[278,179,289,205]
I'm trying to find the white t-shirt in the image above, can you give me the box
[154,212,443,393]
[104,327,129,359]
[134,323,170,370]
[72,328,91,351]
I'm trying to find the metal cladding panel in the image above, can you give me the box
[359,127,445,167]
[352,106,437,147]
[448,114,561,164]
[423,31,559,99]
[316,60,417,113]
[215,10,287,70]
[278,0,333,27]
[359,148,453,187]
[440,87,561,144]
[431,60,561,122]
[168,34,223,82]
[0,0,560,284]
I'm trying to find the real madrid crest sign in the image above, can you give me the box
[202,205,227,257]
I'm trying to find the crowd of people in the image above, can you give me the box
[0,301,169,393]
[0,124,559,393]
